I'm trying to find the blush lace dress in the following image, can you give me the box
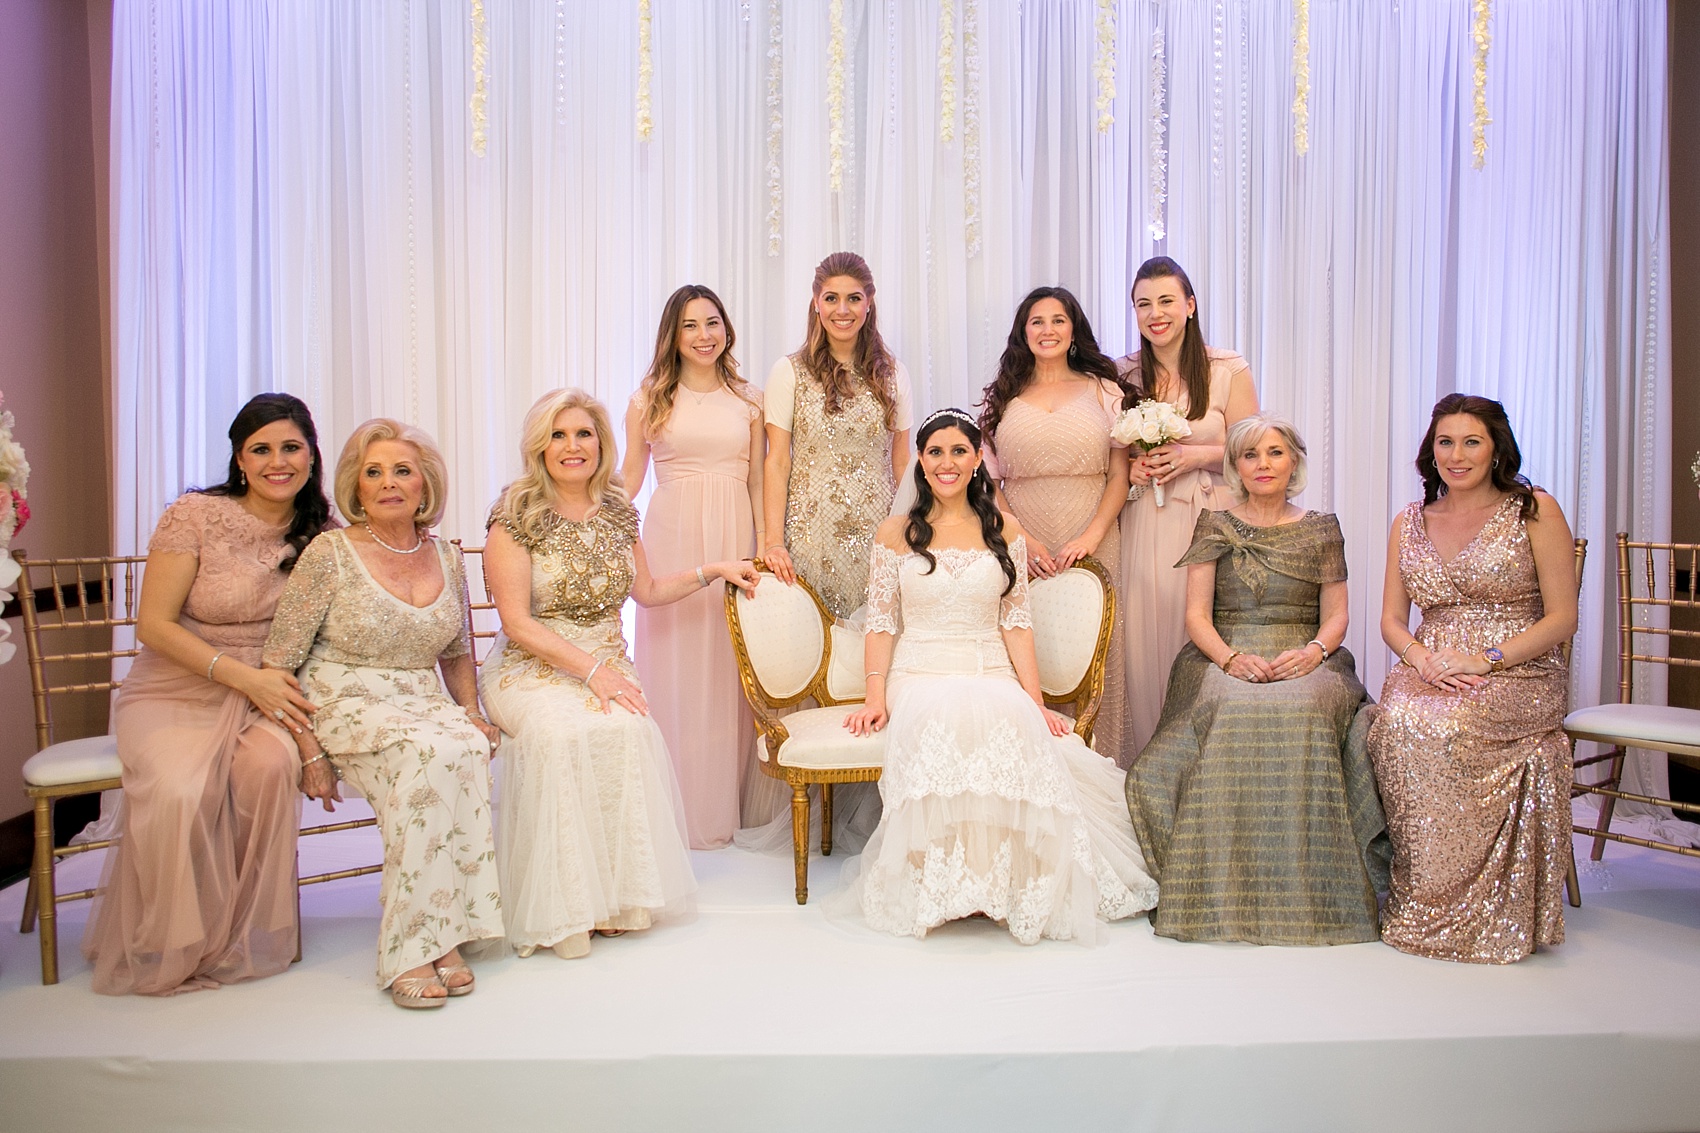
[845,537,1159,944]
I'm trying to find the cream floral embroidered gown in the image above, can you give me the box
[263,530,503,988]
[478,501,696,950]
[846,537,1159,944]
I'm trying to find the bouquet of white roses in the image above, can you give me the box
[0,389,32,665]
[1111,398,1193,506]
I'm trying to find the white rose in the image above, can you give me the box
[1138,419,1164,446]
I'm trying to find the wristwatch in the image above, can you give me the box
[1484,647,1505,673]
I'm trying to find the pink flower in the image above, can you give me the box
[12,492,28,535]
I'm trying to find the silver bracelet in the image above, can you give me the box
[301,752,328,770]
[206,651,225,682]
[696,566,708,587]
[583,658,604,685]
[864,671,885,681]
[1307,639,1329,660]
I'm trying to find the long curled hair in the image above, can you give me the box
[1415,393,1538,519]
[977,286,1132,454]
[1129,256,1212,421]
[796,252,901,430]
[490,388,629,544]
[635,284,759,440]
[197,392,332,572]
[906,410,1018,595]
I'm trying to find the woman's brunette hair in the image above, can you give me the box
[1415,393,1538,519]
[198,393,332,572]
[634,284,758,440]
[796,252,901,430]
[1130,256,1212,421]
[977,286,1132,454]
[905,409,1017,595]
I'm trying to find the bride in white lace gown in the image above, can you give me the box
[843,409,1158,945]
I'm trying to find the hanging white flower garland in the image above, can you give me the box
[1291,0,1310,156]
[765,0,783,253]
[963,0,982,258]
[1094,0,1117,133]
[636,0,654,140]
[939,0,957,143]
[1471,0,1492,168]
[827,0,846,191]
[469,0,489,156]
[1148,26,1167,240]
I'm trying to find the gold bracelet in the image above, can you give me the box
[206,651,225,681]
[1398,641,1421,666]
[1219,651,1242,673]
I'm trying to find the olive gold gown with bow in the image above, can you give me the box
[1125,510,1391,944]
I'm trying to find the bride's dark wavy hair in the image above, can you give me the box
[906,410,1018,596]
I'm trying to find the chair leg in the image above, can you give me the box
[293,880,303,964]
[821,783,834,857]
[1565,845,1581,909]
[1591,748,1626,862]
[19,870,38,933]
[791,783,810,905]
[31,796,59,985]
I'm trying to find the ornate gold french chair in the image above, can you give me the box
[1565,535,1700,867]
[724,556,1117,905]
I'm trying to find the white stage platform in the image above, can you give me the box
[2,804,1698,1133]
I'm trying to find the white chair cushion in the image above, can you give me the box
[1564,703,1700,750]
[1029,567,1105,697]
[23,735,123,787]
[825,623,867,700]
[773,705,887,771]
[734,573,826,701]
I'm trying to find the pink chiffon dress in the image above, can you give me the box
[632,385,764,849]
[83,493,303,995]
[1117,348,1249,757]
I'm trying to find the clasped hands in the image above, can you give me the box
[1129,442,1197,489]
[1409,645,1489,691]
[844,695,1070,738]
[1223,644,1324,684]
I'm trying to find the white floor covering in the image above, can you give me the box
[2,802,1699,1133]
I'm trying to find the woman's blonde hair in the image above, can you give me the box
[491,388,626,543]
[1220,413,1309,501]
[333,418,449,528]
[635,285,758,440]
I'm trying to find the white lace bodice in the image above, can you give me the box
[866,537,1032,679]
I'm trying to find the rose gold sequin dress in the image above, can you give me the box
[1368,496,1571,964]
[988,380,1129,763]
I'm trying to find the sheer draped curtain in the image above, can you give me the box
[113,0,1668,763]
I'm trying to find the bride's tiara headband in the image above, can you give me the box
[919,407,976,432]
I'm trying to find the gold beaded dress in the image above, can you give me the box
[263,530,504,988]
[478,500,696,951]
[1368,496,1571,963]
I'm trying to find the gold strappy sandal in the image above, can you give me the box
[434,959,475,997]
[390,973,448,1009]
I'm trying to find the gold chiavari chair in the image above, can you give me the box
[12,550,138,985]
[1565,535,1700,866]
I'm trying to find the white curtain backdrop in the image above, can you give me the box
[111,1,1670,755]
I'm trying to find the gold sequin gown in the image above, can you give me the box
[263,530,503,988]
[1368,496,1571,964]
[988,379,1129,763]
[1126,511,1390,945]
[479,502,696,950]
[782,357,898,619]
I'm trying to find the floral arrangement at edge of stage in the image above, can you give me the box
[0,388,32,665]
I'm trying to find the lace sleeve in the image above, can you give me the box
[440,542,473,660]
[261,534,338,671]
[864,542,902,636]
[999,535,1034,630]
[147,494,205,558]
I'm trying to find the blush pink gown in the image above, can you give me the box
[83,493,303,995]
[632,385,768,849]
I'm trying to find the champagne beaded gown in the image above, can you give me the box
[987,379,1130,764]
[847,538,1159,944]
[1368,496,1572,963]
[84,493,303,995]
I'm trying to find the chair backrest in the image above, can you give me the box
[1028,557,1116,742]
[452,542,500,669]
[1613,534,1700,702]
[1560,538,1586,668]
[724,564,845,709]
[11,550,147,750]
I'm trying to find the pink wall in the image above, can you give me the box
[0,0,112,821]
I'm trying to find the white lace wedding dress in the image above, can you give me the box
[848,537,1159,944]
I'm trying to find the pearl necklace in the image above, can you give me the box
[364,522,426,554]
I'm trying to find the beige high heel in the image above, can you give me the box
[389,973,447,1009]
[434,958,475,997]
